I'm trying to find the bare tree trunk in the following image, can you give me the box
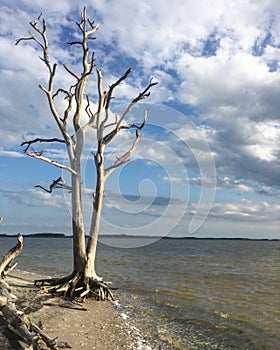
[71,124,87,273]
[85,180,105,279]
[71,170,86,273]
[85,145,105,279]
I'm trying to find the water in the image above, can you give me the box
[0,237,279,349]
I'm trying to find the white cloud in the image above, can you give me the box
[177,52,280,119]
[162,175,254,193]
[1,0,280,237]
[28,188,64,208]
[245,122,280,161]
[208,200,280,222]
[0,149,24,158]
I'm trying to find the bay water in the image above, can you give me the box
[0,237,279,349]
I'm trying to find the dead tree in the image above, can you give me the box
[16,8,157,300]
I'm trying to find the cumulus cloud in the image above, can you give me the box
[1,0,280,237]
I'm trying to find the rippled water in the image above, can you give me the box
[0,237,279,349]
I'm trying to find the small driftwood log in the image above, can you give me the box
[0,234,71,349]
[0,233,23,278]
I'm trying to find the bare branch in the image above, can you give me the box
[104,114,119,128]
[104,67,133,110]
[104,111,147,176]
[102,128,118,145]
[87,18,99,32]
[36,12,43,22]
[87,51,95,76]
[76,7,99,37]
[15,36,35,46]
[85,93,95,121]
[38,84,48,94]
[52,88,67,99]
[26,152,77,175]
[52,87,74,100]
[100,79,157,145]
[52,88,75,123]
[120,109,148,132]
[15,16,45,48]
[104,131,141,177]
[67,41,83,46]
[21,137,66,153]
[63,64,79,80]
[63,96,74,124]
[132,78,158,103]
[71,9,99,133]
[16,13,75,156]
[102,106,147,145]
[96,69,105,112]
[23,16,52,72]
[94,67,133,134]
[34,177,72,193]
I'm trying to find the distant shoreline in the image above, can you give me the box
[0,233,279,241]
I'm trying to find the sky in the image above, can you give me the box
[0,0,280,240]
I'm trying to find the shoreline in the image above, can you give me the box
[1,233,279,241]
[0,270,133,350]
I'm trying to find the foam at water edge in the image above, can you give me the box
[113,299,152,350]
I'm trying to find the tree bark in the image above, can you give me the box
[86,144,105,279]
[71,165,86,273]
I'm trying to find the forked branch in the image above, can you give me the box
[16,13,74,158]
[34,177,72,193]
[76,7,99,38]
[15,13,43,46]
[132,78,158,103]
[104,111,147,176]
[101,79,157,145]
[72,7,98,132]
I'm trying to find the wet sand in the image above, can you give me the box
[0,270,132,349]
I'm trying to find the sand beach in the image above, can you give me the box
[0,270,132,349]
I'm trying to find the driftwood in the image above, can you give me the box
[0,234,71,349]
[0,233,23,279]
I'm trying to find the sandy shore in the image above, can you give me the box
[0,270,132,349]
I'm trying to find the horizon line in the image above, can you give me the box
[0,233,279,241]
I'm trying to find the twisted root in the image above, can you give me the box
[35,273,116,301]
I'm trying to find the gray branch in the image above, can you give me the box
[21,137,66,153]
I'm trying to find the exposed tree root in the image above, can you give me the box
[35,273,117,302]
[0,234,71,349]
